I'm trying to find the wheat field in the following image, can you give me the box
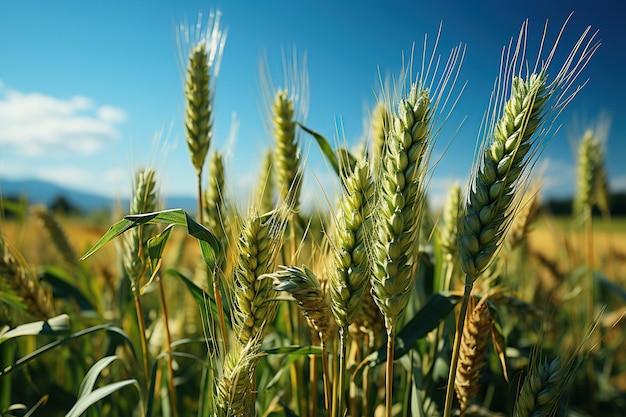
[2,11,626,417]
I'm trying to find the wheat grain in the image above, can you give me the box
[32,206,77,266]
[459,19,599,282]
[256,148,276,214]
[233,210,286,345]
[574,128,609,220]
[267,265,335,340]
[329,160,374,330]
[0,233,53,319]
[216,339,262,417]
[455,296,493,416]
[204,150,227,238]
[122,168,157,288]
[370,83,432,330]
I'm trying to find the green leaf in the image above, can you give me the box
[80,208,221,272]
[0,324,135,376]
[263,345,321,356]
[354,292,460,378]
[147,224,174,274]
[0,290,27,312]
[0,314,70,344]
[263,345,320,391]
[298,123,339,174]
[166,269,219,329]
[76,356,119,399]
[65,380,138,417]
[298,123,357,182]
[39,268,96,312]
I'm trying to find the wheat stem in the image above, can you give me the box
[157,276,177,417]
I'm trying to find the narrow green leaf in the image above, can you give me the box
[147,224,174,274]
[355,292,460,378]
[298,123,340,175]
[40,268,96,312]
[77,356,119,399]
[0,314,70,344]
[264,345,321,391]
[81,209,221,272]
[263,345,321,356]
[0,324,135,376]
[184,212,221,270]
[79,218,136,260]
[65,379,138,417]
[0,290,27,312]
[166,269,219,328]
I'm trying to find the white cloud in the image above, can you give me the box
[0,83,127,156]
[98,105,127,123]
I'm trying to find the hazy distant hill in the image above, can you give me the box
[0,178,196,213]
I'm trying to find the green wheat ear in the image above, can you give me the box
[177,10,227,222]
[574,126,610,220]
[259,49,309,213]
[459,19,600,282]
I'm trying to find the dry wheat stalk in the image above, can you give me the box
[455,296,493,416]
[0,233,53,319]
[32,206,77,265]
[233,210,286,345]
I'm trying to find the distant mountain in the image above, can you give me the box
[0,178,196,213]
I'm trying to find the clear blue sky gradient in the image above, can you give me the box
[0,0,624,210]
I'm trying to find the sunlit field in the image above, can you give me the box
[2,10,626,417]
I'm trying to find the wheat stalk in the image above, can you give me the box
[215,339,262,417]
[329,160,374,330]
[204,150,227,238]
[371,33,464,417]
[0,233,54,319]
[260,50,308,214]
[445,18,599,417]
[574,127,610,221]
[122,167,158,388]
[327,160,374,416]
[454,296,493,416]
[177,10,226,224]
[256,148,276,214]
[32,206,77,266]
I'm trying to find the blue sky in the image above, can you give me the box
[0,0,624,210]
